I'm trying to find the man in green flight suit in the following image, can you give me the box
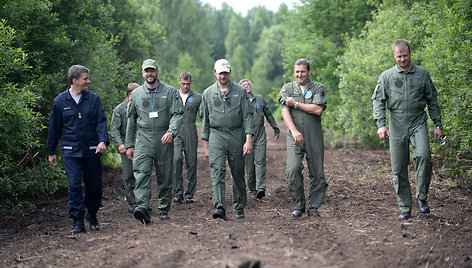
[239,79,279,200]
[372,39,443,220]
[172,72,202,204]
[201,59,254,220]
[126,59,184,224]
[110,82,139,213]
[278,59,327,218]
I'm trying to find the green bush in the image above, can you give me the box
[421,0,472,188]
[0,20,67,215]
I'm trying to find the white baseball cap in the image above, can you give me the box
[214,59,231,73]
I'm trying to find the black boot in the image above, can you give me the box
[70,211,86,234]
[86,211,100,231]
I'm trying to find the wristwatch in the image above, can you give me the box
[294,102,299,109]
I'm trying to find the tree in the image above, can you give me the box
[421,0,472,187]
[248,25,286,112]
[0,20,64,214]
[152,0,214,88]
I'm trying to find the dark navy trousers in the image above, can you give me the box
[63,156,102,217]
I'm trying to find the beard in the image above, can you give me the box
[146,75,157,84]
[218,78,229,85]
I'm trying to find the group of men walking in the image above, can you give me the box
[46,39,443,234]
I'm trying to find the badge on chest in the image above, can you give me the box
[149,111,158,118]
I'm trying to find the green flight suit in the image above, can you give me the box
[201,81,254,212]
[173,90,202,199]
[372,63,442,212]
[125,82,184,214]
[110,99,136,207]
[245,94,279,196]
[278,80,327,214]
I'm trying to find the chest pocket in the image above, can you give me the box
[62,108,75,119]
[156,95,169,113]
[185,99,198,113]
[387,78,404,109]
[292,92,304,102]
[226,95,242,127]
[84,108,97,122]
[211,97,225,114]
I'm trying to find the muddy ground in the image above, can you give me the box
[1,123,471,268]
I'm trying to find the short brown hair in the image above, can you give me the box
[238,79,251,85]
[127,82,140,95]
[392,39,411,52]
[294,59,311,71]
[179,72,192,80]
[68,65,89,85]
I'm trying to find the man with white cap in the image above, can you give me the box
[201,59,254,220]
[125,59,184,224]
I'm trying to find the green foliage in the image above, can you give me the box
[152,0,214,89]
[248,25,287,111]
[228,44,251,81]
[0,20,66,214]
[207,3,234,59]
[421,0,472,187]
[110,0,166,65]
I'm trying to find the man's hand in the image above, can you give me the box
[291,130,303,145]
[118,144,126,154]
[285,97,296,107]
[203,140,209,157]
[161,132,174,144]
[48,154,58,167]
[377,126,390,140]
[95,142,107,154]
[243,134,253,156]
[434,128,443,141]
[126,147,135,161]
[274,132,280,140]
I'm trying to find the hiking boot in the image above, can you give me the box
[70,211,86,234]
[86,212,100,231]
[416,199,430,214]
[173,194,183,204]
[212,207,226,220]
[256,189,265,199]
[134,207,151,224]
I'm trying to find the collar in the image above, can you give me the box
[395,63,416,73]
[65,87,88,100]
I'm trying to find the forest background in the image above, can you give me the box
[0,0,470,214]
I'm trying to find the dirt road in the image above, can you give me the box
[1,123,471,267]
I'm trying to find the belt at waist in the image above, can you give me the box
[210,126,242,131]
[389,108,425,114]
[137,126,169,132]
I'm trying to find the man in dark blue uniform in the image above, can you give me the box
[47,65,109,234]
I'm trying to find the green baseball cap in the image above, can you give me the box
[142,59,159,70]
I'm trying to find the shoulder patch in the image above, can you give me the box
[281,89,286,93]
[115,113,121,117]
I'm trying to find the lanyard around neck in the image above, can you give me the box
[146,85,158,111]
